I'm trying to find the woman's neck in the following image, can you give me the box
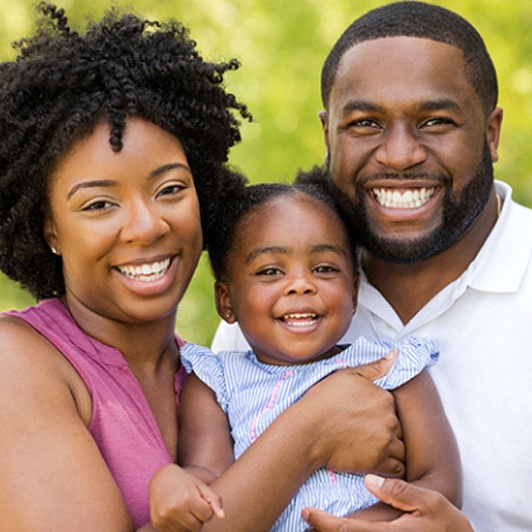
[60,295,179,374]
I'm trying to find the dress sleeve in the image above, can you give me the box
[179,342,230,412]
[373,336,439,390]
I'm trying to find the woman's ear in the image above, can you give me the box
[215,281,236,324]
[43,215,60,255]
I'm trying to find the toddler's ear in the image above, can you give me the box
[215,281,236,324]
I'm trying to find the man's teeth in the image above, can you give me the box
[117,258,171,282]
[282,313,318,327]
[373,187,435,209]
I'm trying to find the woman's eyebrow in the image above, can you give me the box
[149,162,191,178]
[67,179,116,200]
[66,163,191,200]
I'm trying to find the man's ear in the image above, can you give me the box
[486,107,503,163]
[215,281,236,324]
[43,215,60,255]
[318,110,330,167]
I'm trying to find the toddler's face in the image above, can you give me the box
[216,194,358,365]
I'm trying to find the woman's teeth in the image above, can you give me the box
[373,187,435,209]
[117,258,171,282]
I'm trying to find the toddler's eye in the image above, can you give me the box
[313,265,340,274]
[256,267,282,276]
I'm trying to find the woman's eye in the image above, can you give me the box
[157,184,184,198]
[82,200,112,211]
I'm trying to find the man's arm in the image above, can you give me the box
[303,475,473,531]
[343,369,462,522]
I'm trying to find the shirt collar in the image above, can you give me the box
[464,181,532,293]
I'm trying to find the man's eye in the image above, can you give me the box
[352,118,379,128]
[422,117,456,127]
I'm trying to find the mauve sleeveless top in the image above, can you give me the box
[5,298,187,528]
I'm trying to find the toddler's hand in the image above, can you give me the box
[149,464,224,531]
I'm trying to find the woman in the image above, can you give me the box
[0,4,402,531]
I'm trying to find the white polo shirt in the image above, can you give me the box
[211,181,532,531]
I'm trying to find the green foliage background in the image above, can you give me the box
[1,0,531,346]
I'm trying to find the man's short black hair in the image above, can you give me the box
[321,1,498,114]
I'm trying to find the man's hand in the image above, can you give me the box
[301,349,405,477]
[302,474,473,531]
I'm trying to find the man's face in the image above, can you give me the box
[321,36,502,262]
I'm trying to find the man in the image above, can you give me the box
[213,2,532,530]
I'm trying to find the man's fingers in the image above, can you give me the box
[353,349,398,381]
[302,507,377,532]
[364,474,447,514]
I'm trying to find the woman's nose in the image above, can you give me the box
[120,200,170,244]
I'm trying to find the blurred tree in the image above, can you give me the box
[1,0,531,345]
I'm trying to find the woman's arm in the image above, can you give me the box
[0,317,134,531]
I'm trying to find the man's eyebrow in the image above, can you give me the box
[66,163,191,200]
[341,98,462,116]
[341,99,384,116]
[415,99,462,112]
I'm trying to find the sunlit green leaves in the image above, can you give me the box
[1,0,531,345]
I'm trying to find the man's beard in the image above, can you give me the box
[347,142,494,263]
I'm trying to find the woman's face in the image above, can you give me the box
[44,117,202,326]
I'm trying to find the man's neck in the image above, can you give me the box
[362,189,500,324]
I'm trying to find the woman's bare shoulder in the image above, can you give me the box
[0,313,92,422]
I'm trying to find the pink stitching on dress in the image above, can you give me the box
[326,356,349,485]
[250,369,292,442]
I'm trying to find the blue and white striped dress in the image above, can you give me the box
[180,336,438,531]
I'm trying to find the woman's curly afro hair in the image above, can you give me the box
[0,2,250,300]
